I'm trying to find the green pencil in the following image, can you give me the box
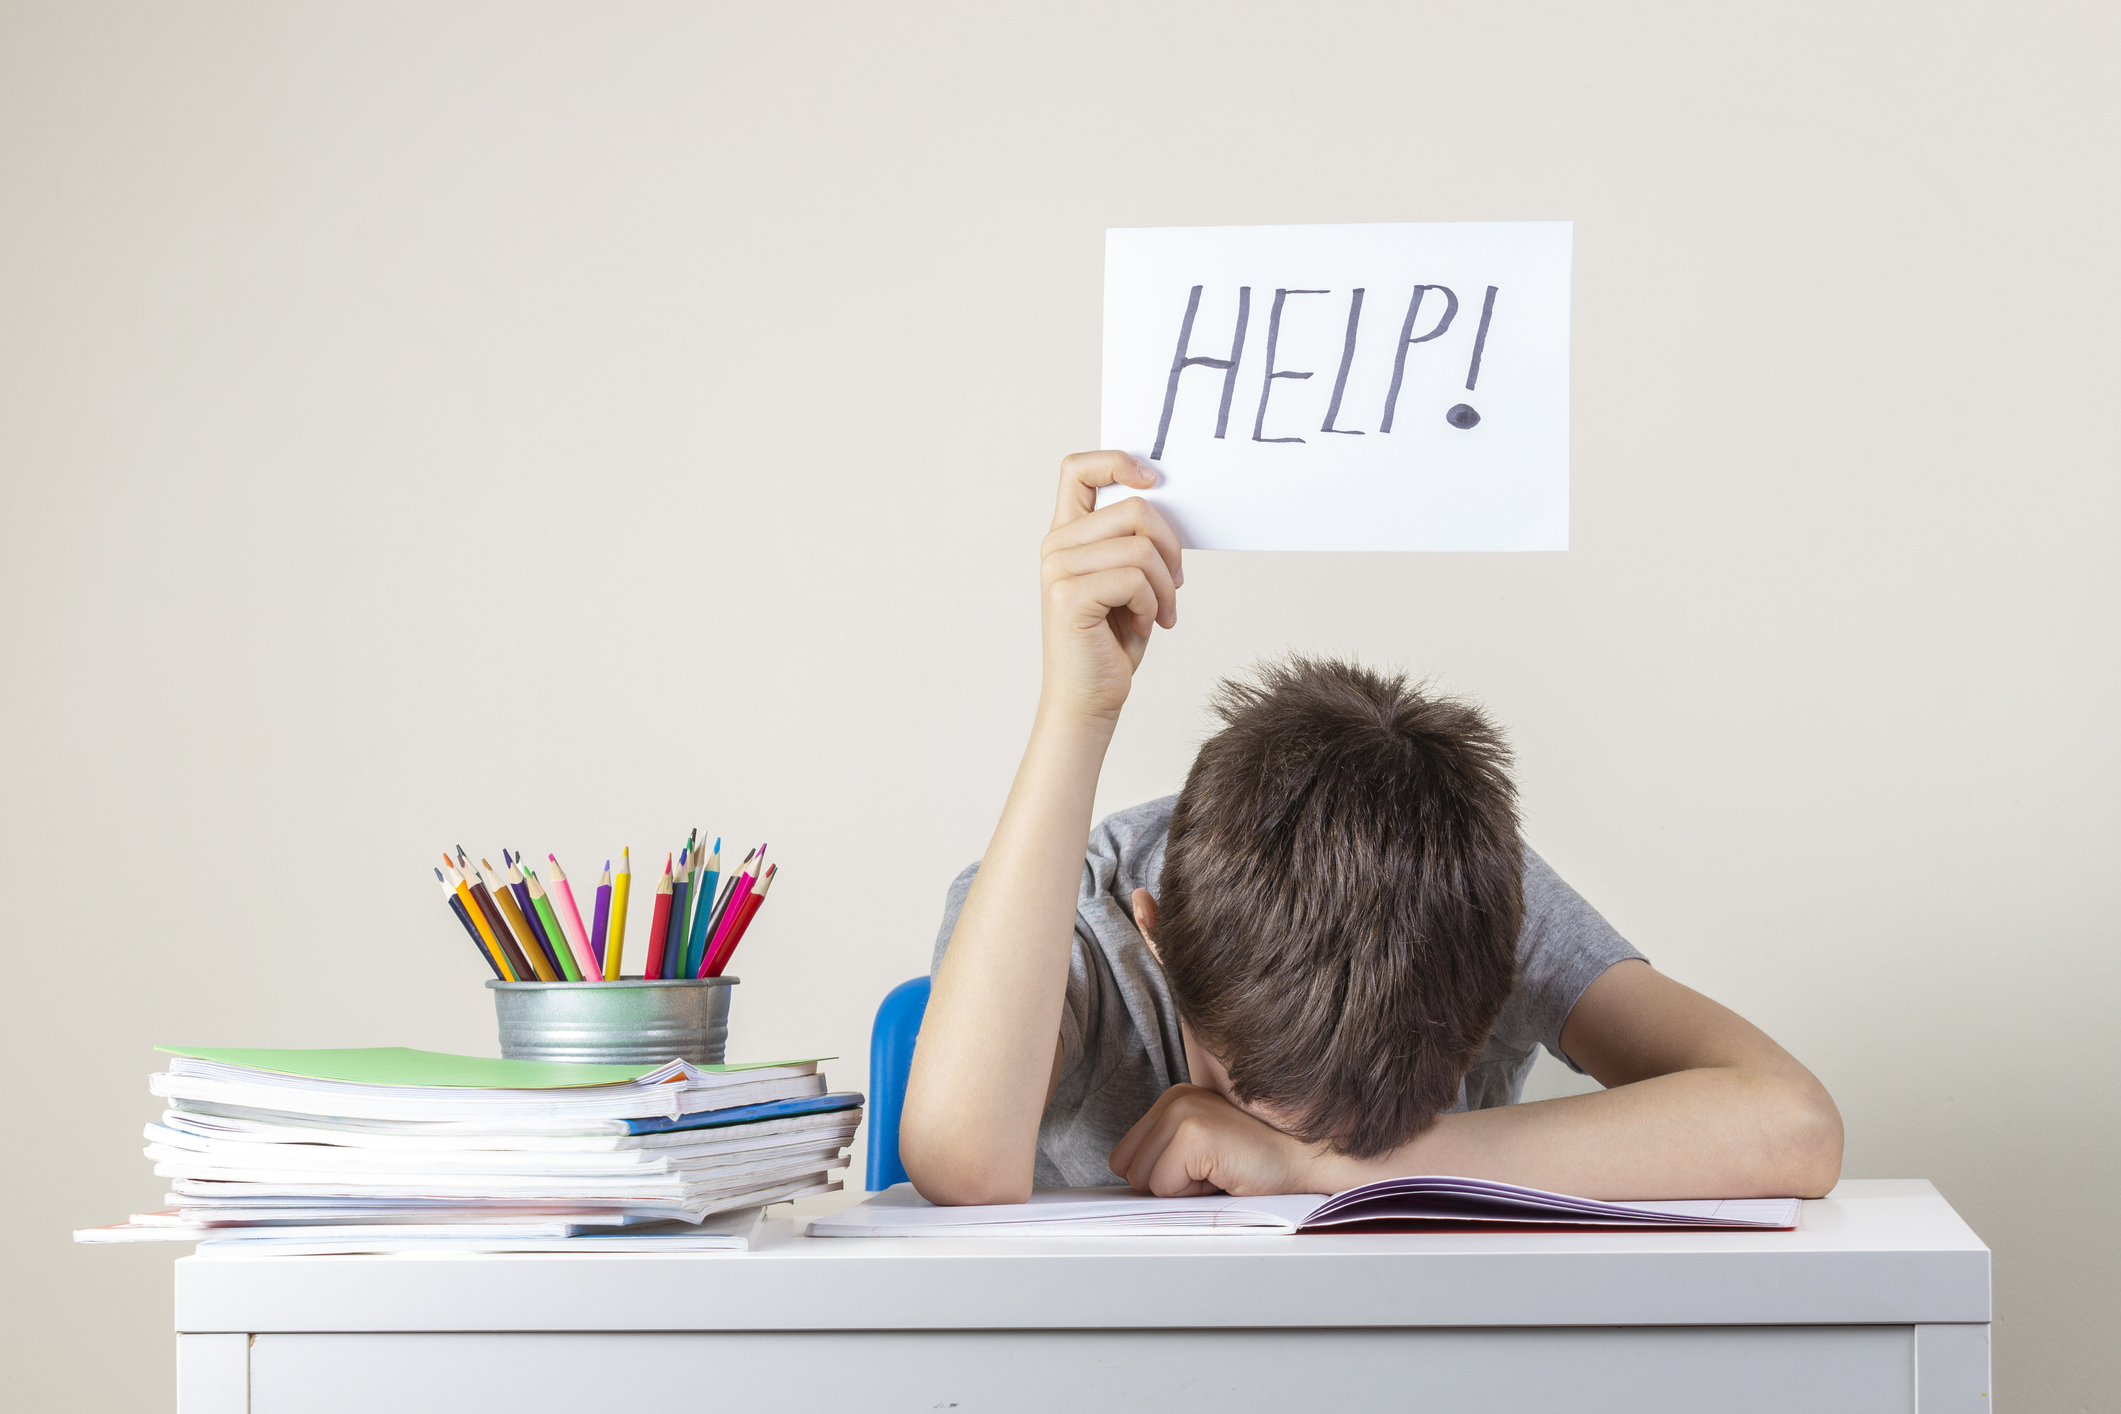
[525,868,583,982]
[679,828,699,941]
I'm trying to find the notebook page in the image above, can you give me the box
[807,1184,1328,1237]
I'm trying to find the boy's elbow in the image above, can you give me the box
[897,1118,1035,1207]
[1771,1072,1845,1200]
[907,1164,1034,1208]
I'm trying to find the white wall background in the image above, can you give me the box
[3,2,2114,1407]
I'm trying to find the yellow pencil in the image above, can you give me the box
[607,847,632,979]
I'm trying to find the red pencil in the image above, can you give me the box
[641,854,675,980]
[706,863,775,976]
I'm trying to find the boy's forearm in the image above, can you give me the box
[898,704,1113,1204]
[1316,1062,1845,1200]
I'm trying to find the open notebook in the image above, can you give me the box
[808,1179,1802,1237]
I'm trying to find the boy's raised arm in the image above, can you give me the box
[898,451,1182,1205]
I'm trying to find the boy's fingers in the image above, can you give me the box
[1054,450,1159,531]
[1115,1089,1228,1197]
[1052,567,1160,636]
[1109,1088,1180,1184]
[1122,1115,1182,1193]
[1146,1142,1220,1200]
[1132,1100,1220,1198]
[1044,538,1177,630]
[1043,495,1183,587]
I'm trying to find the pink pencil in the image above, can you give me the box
[545,853,603,982]
[706,863,775,977]
[700,844,764,974]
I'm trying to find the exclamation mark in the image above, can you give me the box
[1447,285,1499,430]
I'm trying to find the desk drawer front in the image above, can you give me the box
[240,1326,1925,1414]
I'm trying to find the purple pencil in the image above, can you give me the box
[505,851,566,979]
[590,861,614,975]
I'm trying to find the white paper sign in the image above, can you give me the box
[1098,222,1571,551]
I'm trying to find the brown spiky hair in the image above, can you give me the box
[1156,657,1523,1158]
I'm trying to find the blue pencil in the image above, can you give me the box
[438,868,503,979]
[662,847,692,979]
[683,838,722,978]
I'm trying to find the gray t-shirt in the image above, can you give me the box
[931,795,1645,1187]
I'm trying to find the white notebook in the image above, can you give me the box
[156,1104,856,1153]
[185,1207,773,1256]
[151,1062,823,1124]
[157,1150,841,1199]
[144,1127,856,1177]
[808,1179,1802,1237]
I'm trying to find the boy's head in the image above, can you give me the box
[1154,657,1523,1159]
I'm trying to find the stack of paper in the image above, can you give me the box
[75,1046,863,1254]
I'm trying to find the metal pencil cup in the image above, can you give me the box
[487,977,738,1067]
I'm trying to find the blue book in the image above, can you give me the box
[619,1090,865,1136]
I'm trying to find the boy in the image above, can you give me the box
[901,451,1842,1205]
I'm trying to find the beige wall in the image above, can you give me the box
[4,2,2114,1407]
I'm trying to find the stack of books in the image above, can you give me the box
[75,1046,862,1254]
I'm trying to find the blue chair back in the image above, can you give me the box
[865,975,931,1190]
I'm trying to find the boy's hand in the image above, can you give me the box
[1108,1084,1332,1198]
[1039,451,1182,726]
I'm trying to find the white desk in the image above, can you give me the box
[173,1178,1989,1413]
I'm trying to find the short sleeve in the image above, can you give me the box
[1502,847,1648,1073]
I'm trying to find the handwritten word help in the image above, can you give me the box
[1099,223,1571,552]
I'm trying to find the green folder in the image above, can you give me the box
[157,1046,824,1090]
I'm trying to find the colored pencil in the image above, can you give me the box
[484,858,559,981]
[445,859,518,980]
[438,868,503,978]
[445,858,515,981]
[701,846,760,968]
[505,853,566,980]
[678,828,698,938]
[544,855,602,982]
[707,862,775,976]
[682,831,699,928]
[683,838,722,979]
[641,854,674,979]
[460,852,534,982]
[689,872,740,977]
[606,848,632,980]
[524,868,583,981]
[702,845,764,975]
[691,847,752,976]
[589,862,613,973]
[663,848,693,981]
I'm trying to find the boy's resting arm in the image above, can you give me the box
[898,452,1181,1205]
[1111,959,1845,1201]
